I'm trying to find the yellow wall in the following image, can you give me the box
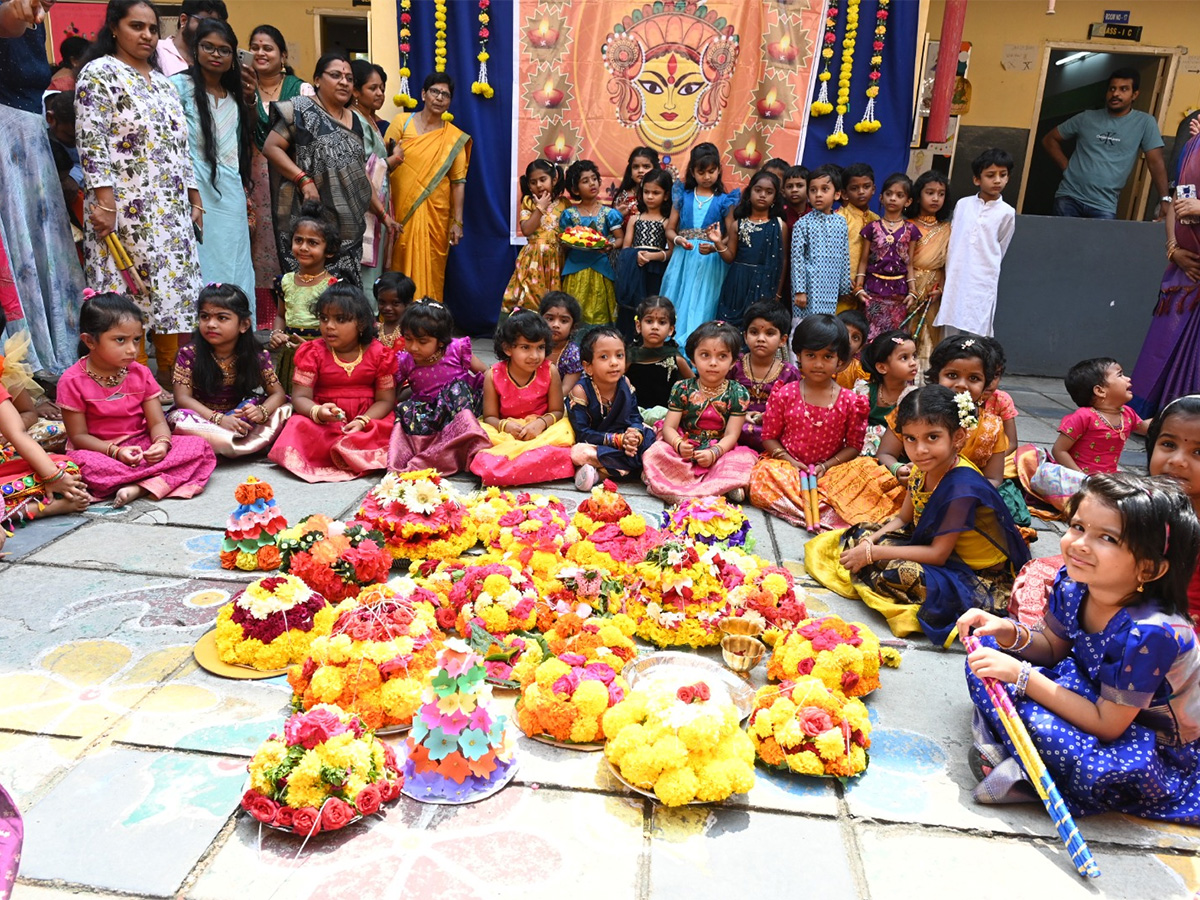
[926,0,1200,131]
[225,0,365,78]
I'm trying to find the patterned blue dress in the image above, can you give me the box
[660,182,739,347]
[790,210,851,318]
[968,568,1200,821]
[715,216,786,325]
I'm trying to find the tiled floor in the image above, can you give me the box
[2,375,1192,900]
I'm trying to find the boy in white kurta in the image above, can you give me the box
[935,149,1015,337]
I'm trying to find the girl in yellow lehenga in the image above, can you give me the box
[822,334,1007,527]
[805,385,1029,645]
[905,171,952,376]
[385,74,471,303]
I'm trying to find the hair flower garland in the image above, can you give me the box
[955,390,979,431]
[810,0,839,116]
[827,0,860,148]
[472,0,494,98]
[434,0,448,73]
[394,0,416,108]
[855,0,888,133]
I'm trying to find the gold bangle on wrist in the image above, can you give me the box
[94,203,117,213]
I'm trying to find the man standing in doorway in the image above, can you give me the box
[156,0,228,76]
[1042,67,1169,219]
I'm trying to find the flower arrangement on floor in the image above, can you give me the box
[215,574,336,670]
[626,541,736,648]
[277,514,393,603]
[220,476,287,571]
[287,582,444,729]
[662,496,751,548]
[566,510,663,577]
[466,487,517,546]
[725,561,808,640]
[767,615,890,698]
[429,561,539,637]
[403,638,518,802]
[485,492,570,572]
[515,653,628,745]
[748,677,871,778]
[602,681,756,806]
[354,470,475,563]
[465,621,546,689]
[571,479,634,533]
[539,613,639,675]
[538,565,630,625]
[242,704,403,835]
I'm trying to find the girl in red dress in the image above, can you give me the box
[268,284,396,482]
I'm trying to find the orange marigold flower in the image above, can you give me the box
[758,735,785,767]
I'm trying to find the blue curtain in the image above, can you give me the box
[397,0,517,335]
[802,0,919,186]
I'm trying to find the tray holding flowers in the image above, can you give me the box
[662,496,752,549]
[767,615,890,698]
[515,653,628,748]
[625,541,736,648]
[560,224,608,250]
[287,581,445,729]
[602,680,756,806]
[747,677,871,779]
[278,514,393,603]
[566,512,663,578]
[214,574,336,670]
[241,704,403,835]
[354,470,476,563]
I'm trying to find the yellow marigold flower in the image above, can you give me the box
[310,665,346,703]
[620,745,663,786]
[380,677,423,721]
[788,750,825,776]
[769,698,797,727]
[814,728,846,762]
[654,766,699,807]
[776,718,804,750]
[651,734,689,771]
[535,657,572,690]
[750,712,775,739]
[761,573,789,598]
[677,715,722,754]
[573,680,610,718]
[570,715,600,744]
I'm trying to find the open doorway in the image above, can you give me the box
[1017,43,1180,220]
[313,9,370,61]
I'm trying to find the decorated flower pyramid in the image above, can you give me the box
[662,496,751,548]
[748,677,871,778]
[768,615,891,698]
[626,541,740,648]
[221,476,288,571]
[215,574,336,669]
[403,639,517,802]
[288,580,445,728]
[278,514,393,603]
[724,557,809,638]
[566,480,663,576]
[354,469,476,563]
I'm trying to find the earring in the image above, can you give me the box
[1137,580,1145,593]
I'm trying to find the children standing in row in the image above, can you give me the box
[731,301,798,451]
[855,173,922,340]
[791,165,852,321]
[837,163,880,313]
[625,295,692,419]
[662,143,739,345]
[559,160,625,326]
[615,168,672,338]
[503,159,567,315]
[711,170,788,325]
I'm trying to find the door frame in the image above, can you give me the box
[1016,40,1181,219]
[311,7,371,60]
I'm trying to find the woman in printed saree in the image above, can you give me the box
[806,385,1029,645]
[385,72,471,303]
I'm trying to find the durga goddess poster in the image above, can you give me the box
[511,0,825,237]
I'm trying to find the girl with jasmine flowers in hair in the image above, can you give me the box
[805,384,1029,644]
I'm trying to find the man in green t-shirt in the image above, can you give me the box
[1042,67,1169,219]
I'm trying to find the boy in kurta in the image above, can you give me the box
[385,74,471,303]
[791,165,852,323]
[836,163,880,313]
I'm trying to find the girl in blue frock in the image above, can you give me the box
[959,472,1200,822]
[711,170,787,325]
[661,143,739,347]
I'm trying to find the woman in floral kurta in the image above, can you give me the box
[76,53,202,377]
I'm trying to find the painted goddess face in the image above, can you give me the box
[635,51,705,153]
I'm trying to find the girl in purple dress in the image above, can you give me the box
[853,173,922,340]
[387,299,488,474]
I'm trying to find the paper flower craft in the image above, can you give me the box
[767,616,891,698]
[403,639,517,802]
[214,574,336,670]
[220,476,286,571]
[278,514,393,603]
[662,496,751,548]
[354,469,476,563]
[242,704,402,835]
[516,654,628,745]
[748,677,871,778]
[287,581,444,729]
[602,682,755,806]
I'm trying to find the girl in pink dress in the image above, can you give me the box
[268,284,397,482]
[641,321,759,503]
[59,294,217,507]
[469,311,575,486]
[387,300,488,475]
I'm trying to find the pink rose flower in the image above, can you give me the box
[559,652,587,667]
[552,670,581,697]
[582,662,616,685]
[811,630,843,652]
[798,706,834,737]
[285,707,346,749]
[607,681,625,705]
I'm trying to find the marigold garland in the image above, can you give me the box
[472,0,494,98]
[434,0,448,73]
[810,0,840,116]
[827,0,860,148]
[855,0,889,133]
[394,0,416,109]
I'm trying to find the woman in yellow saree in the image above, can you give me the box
[385,73,471,303]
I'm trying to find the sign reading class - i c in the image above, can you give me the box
[1089,21,1142,42]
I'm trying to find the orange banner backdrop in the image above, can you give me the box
[510,0,827,238]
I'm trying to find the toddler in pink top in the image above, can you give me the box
[59,293,216,507]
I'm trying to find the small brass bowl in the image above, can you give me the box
[719,616,764,638]
[721,635,766,673]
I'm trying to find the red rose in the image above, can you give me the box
[381,772,403,801]
[355,782,382,817]
[242,789,279,823]
[435,606,457,631]
[798,706,834,737]
[676,686,695,704]
[693,682,710,701]
[841,671,860,692]
[291,807,322,836]
[796,657,816,676]
[320,797,356,831]
[273,806,295,829]
[383,743,398,770]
